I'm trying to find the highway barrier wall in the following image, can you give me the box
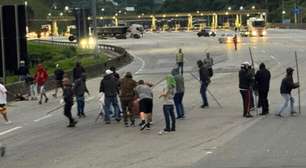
[6,40,133,101]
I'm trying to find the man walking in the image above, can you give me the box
[197,60,210,108]
[176,48,184,75]
[34,64,48,105]
[119,72,137,127]
[239,62,253,118]
[53,64,64,98]
[100,69,121,124]
[17,60,29,81]
[203,52,214,78]
[62,78,77,127]
[172,68,185,119]
[276,67,299,117]
[74,74,89,118]
[255,63,271,115]
[73,62,85,82]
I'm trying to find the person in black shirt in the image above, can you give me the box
[73,62,85,82]
[53,64,64,98]
[255,63,271,115]
[63,78,77,127]
[239,62,253,118]
[276,67,299,117]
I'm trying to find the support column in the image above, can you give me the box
[211,15,215,29]
[235,14,240,28]
[187,14,193,31]
[114,17,118,27]
[214,14,218,29]
[52,20,59,36]
[151,16,156,31]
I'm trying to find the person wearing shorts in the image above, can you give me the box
[0,81,11,124]
[135,80,153,131]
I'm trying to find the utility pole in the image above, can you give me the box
[91,0,98,57]
[294,0,298,24]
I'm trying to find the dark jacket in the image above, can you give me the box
[119,77,137,98]
[280,75,298,94]
[63,85,74,105]
[239,69,252,89]
[73,66,85,81]
[73,78,89,97]
[255,68,271,92]
[18,66,29,76]
[100,74,119,97]
[54,68,64,81]
[199,66,210,85]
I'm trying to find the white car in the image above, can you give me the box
[218,33,241,44]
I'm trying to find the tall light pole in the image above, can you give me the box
[91,0,98,57]
[294,0,298,24]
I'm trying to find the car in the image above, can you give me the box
[218,33,241,44]
[240,30,249,37]
[197,29,216,37]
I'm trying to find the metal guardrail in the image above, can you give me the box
[31,39,126,54]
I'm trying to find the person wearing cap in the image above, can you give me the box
[62,78,77,127]
[176,48,184,75]
[197,60,210,108]
[255,63,271,115]
[17,60,29,81]
[119,72,137,127]
[99,69,121,123]
[74,74,90,118]
[53,64,65,98]
[276,67,300,117]
[239,62,253,118]
[203,52,214,78]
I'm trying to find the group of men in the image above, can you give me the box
[239,62,300,118]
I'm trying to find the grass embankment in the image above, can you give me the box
[6,42,108,84]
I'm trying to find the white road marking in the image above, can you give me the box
[206,151,213,154]
[34,114,53,122]
[135,55,146,75]
[0,126,22,136]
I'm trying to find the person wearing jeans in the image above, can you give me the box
[276,67,299,117]
[74,75,89,118]
[172,68,185,119]
[160,75,176,132]
[104,96,121,122]
[176,48,184,75]
[100,69,120,124]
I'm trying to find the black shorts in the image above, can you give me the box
[139,98,153,114]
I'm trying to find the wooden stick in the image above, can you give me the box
[295,51,301,115]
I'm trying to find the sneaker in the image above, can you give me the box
[45,98,49,103]
[158,129,169,135]
[130,122,136,127]
[105,121,111,124]
[291,111,298,116]
[81,113,86,118]
[52,94,57,98]
[275,113,283,117]
[201,104,209,109]
[115,118,121,122]
[138,120,145,127]
[67,120,78,127]
[0,146,6,157]
[146,123,151,130]
[38,100,42,104]
[140,123,147,131]
[245,114,253,118]
[171,128,176,132]
[5,121,12,125]
[124,123,129,127]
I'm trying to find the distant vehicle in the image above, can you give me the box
[218,33,241,44]
[197,29,216,37]
[239,28,249,37]
[247,17,267,37]
[96,26,128,39]
[127,24,144,39]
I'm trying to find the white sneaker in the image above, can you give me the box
[5,121,12,124]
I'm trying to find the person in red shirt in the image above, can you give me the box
[34,64,49,104]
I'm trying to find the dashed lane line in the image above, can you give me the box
[0,126,22,136]
[34,114,53,122]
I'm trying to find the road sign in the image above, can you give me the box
[291,7,302,15]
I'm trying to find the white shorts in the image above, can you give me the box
[38,85,46,94]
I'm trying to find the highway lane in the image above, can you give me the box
[1,29,306,168]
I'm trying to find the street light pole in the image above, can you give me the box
[294,0,298,24]
[91,0,98,57]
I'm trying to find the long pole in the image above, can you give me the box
[248,47,258,115]
[295,51,301,114]
[91,0,98,58]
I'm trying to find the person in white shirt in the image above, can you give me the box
[0,81,12,124]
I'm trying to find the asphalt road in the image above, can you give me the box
[1,29,306,168]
